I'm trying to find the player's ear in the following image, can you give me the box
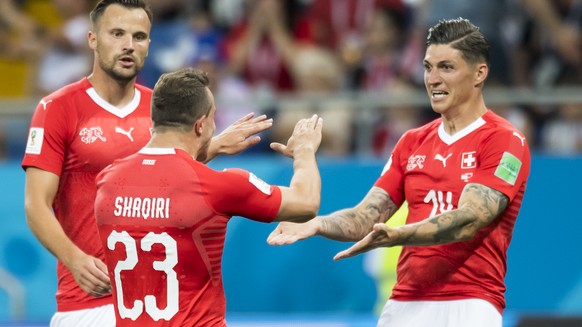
[194,115,207,136]
[474,63,488,87]
[88,31,97,50]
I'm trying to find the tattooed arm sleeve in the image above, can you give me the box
[316,186,400,242]
[387,183,509,246]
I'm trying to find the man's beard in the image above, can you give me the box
[99,56,140,84]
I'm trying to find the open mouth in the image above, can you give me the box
[431,90,448,99]
[119,56,135,66]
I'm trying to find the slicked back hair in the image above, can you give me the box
[152,68,212,132]
[426,18,490,67]
[90,0,153,29]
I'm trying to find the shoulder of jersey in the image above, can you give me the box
[37,79,89,110]
[403,118,440,139]
[135,83,153,95]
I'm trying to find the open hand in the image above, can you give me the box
[267,220,319,246]
[202,113,273,162]
[270,114,323,158]
[333,223,392,261]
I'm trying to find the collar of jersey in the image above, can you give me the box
[438,115,486,145]
[86,87,141,118]
[138,147,176,155]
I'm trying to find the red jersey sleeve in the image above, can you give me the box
[471,129,531,201]
[22,96,71,175]
[206,168,282,223]
[373,132,408,206]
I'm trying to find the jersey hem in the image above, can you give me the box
[390,293,504,314]
[56,295,113,312]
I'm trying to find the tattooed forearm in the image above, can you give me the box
[318,187,398,242]
[391,183,509,246]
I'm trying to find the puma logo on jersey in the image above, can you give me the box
[512,131,526,146]
[434,153,452,167]
[40,99,53,110]
[79,127,106,144]
[115,127,134,142]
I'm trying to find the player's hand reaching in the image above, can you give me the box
[68,252,111,297]
[200,113,273,162]
[270,114,323,158]
[333,223,393,261]
[267,219,320,245]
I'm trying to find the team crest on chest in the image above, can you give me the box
[79,127,106,144]
[407,155,426,171]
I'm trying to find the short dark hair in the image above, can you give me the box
[151,68,212,131]
[90,0,153,28]
[426,18,489,66]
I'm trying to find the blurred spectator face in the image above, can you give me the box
[294,47,343,92]
[560,102,582,120]
[89,4,151,81]
[53,0,89,18]
[364,9,401,54]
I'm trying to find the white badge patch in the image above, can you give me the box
[25,128,44,154]
[248,173,272,195]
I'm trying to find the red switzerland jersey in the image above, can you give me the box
[21,77,153,311]
[374,110,530,313]
[94,148,282,327]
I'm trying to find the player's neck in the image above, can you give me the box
[87,72,136,108]
[441,100,487,135]
[146,131,203,159]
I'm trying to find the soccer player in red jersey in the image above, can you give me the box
[94,67,322,326]
[268,18,531,327]
[22,1,271,326]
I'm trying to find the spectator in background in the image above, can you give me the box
[295,0,406,72]
[137,0,223,88]
[272,46,354,155]
[514,0,582,87]
[192,51,265,146]
[540,101,582,154]
[370,81,424,156]
[0,0,43,96]
[346,5,422,156]
[406,0,512,85]
[222,0,305,94]
[349,5,410,90]
[36,0,93,94]
[0,0,41,58]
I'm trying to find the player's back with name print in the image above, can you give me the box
[95,148,218,229]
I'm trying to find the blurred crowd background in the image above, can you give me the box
[1,0,582,159]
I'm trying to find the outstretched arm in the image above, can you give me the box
[333,183,509,260]
[267,186,399,245]
[199,113,273,163]
[272,114,323,223]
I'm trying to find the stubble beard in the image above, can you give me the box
[98,55,140,85]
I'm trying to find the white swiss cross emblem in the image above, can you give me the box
[461,151,477,169]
